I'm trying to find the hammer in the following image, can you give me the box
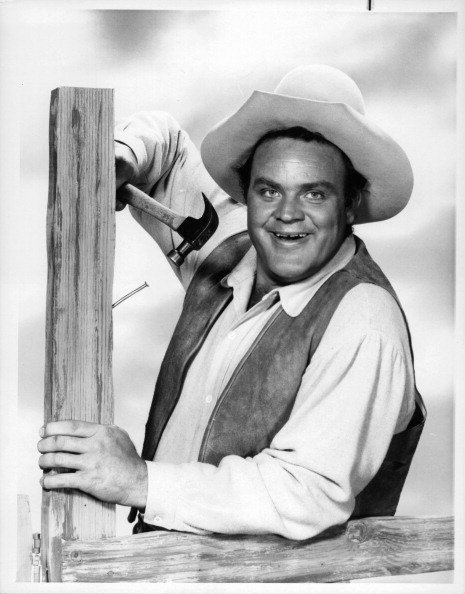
[117,184,219,267]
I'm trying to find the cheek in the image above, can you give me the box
[312,204,347,232]
[247,198,270,229]
[246,205,257,232]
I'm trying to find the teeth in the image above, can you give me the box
[273,233,308,239]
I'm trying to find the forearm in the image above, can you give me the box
[144,455,353,540]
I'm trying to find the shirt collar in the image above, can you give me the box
[220,247,258,315]
[221,235,356,317]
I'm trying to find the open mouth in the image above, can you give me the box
[271,232,309,242]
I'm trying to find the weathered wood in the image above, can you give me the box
[42,87,116,582]
[17,495,32,582]
[61,516,453,583]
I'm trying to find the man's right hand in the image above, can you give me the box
[115,142,138,211]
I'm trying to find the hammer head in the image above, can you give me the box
[167,193,219,267]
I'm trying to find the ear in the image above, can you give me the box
[345,192,362,225]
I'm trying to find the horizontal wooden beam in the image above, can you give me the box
[61,515,453,583]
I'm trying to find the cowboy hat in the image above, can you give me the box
[200,64,413,224]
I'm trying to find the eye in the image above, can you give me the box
[303,191,324,202]
[261,188,281,199]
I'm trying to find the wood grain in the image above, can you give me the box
[17,495,32,582]
[42,87,116,582]
[61,516,453,583]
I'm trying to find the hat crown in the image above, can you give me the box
[274,64,366,115]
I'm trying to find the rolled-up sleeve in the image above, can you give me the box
[143,302,416,540]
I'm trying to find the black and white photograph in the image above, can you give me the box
[0,0,463,590]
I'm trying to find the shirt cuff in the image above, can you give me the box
[143,461,181,530]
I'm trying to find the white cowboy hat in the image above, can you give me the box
[200,64,413,224]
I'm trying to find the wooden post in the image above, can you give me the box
[42,87,116,582]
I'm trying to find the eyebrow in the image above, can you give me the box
[251,176,338,193]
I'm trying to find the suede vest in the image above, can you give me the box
[132,233,426,527]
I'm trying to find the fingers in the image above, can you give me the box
[115,143,138,190]
[115,186,129,211]
[38,434,89,454]
[41,471,81,491]
[39,452,85,471]
[115,197,127,211]
[41,420,99,439]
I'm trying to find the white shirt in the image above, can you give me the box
[115,111,416,540]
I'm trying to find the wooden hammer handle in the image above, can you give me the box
[118,184,185,231]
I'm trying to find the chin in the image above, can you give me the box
[270,266,309,286]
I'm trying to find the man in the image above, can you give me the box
[38,65,425,540]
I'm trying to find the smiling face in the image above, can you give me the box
[246,136,355,291]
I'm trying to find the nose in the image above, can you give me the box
[274,195,305,223]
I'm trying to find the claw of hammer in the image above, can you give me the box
[117,184,219,267]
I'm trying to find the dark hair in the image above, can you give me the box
[237,127,367,215]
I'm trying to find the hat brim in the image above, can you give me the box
[200,91,413,224]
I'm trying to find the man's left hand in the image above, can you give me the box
[38,420,147,509]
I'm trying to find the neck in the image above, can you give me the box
[247,284,266,310]
[247,276,281,310]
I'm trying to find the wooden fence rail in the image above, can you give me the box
[61,515,453,583]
